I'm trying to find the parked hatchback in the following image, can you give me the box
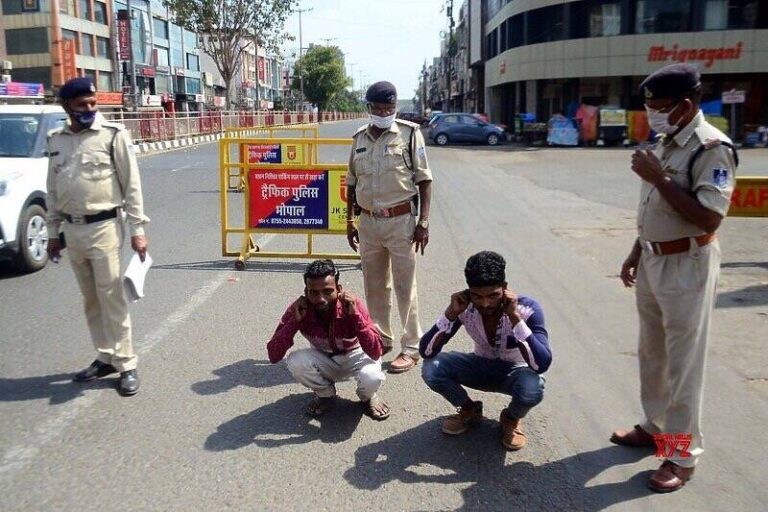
[427,113,505,146]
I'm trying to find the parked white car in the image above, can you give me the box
[0,105,68,272]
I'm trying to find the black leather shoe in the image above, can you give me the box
[118,370,140,396]
[73,360,117,382]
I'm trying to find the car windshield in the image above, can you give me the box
[0,114,41,157]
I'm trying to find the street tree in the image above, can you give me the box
[291,45,349,114]
[163,0,296,109]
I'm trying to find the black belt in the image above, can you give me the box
[64,208,118,225]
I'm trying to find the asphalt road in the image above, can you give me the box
[1,121,766,511]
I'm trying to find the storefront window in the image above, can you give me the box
[704,0,761,29]
[83,69,97,82]
[97,71,111,91]
[185,78,201,95]
[508,14,524,48]
[590,2,621,36]
[635,0,690,34]
[155,74,170,93]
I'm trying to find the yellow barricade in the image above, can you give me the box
[729,176,768,217]
[224,124,320,191]
[220,136,358,269]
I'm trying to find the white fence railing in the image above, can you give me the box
[100,110,366,143]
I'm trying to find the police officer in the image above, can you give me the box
[346,81,433,374]
[46,77,150,396]
[611,64,737,493]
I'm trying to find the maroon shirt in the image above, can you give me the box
[267,296,383,363]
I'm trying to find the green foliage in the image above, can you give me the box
[291,46,350,111]
[327,89,364,112]
[163,0,296,107]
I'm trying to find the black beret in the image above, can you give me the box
[58,77,96,100]
[640,63,701,101]
[365,81,397,103]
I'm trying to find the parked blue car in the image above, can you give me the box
[426,113,506,146]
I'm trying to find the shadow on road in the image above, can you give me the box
[716,284,768,308]
[0,373,116,405]
[343,420,653,511]
[191,359,294,395]
[153,260,361,274]
[204,393,363,451]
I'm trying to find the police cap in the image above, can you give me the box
[365,81,397,104]
[58,77,97,100]
[640,63,701,101]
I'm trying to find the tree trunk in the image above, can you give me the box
[222,74,234,111]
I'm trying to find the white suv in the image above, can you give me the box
[0,105,68,272]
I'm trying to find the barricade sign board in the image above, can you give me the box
[246,143,306,164]
[248,167,348,232]
[729,177,768,217]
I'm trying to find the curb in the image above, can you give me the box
[132,119,365,155]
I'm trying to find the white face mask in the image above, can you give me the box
[370,113,396,129]
[645,104,680,135]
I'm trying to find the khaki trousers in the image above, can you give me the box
[285,347,385,400]
[64,218,136,372]
[358,213,422,356]
[635,239,721,468]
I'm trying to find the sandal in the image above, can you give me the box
[306,395,335,418]
[363,394,391,421]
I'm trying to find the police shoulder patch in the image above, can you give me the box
[712,167,729,188]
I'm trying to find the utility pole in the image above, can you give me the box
[126,0,138,111]
[296,7,313,110]
[348,62,355,89]
[359,71,366,102]
[447,0,454,112]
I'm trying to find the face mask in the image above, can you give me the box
[72,110,97,128]
[370,113,396,129]
[645,104,680,135]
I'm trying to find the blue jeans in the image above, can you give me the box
[422,352,545,419]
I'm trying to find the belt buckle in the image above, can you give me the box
[70,215,86,225]
[374,208,391,218]
[641,240,657,255]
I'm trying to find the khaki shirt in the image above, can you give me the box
[637,111,735,242]
[346,119,432,211]
[46,113,149,237]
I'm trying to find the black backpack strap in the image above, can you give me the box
[687,140,739,190]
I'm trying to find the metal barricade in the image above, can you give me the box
[220,136,357,269]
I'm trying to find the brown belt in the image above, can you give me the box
[359,201,413,218]
[642,233,716,256]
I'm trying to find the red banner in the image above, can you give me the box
[258,57,265,84]
[61,39,77,82]
[118,18,130,60]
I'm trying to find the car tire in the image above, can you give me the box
[14,203,49,273]
[487,133,500,146]
[435,133,449,146]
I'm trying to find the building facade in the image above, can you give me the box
[482,0,768,137]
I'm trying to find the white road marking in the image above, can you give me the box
[0,234,275,482]
[170,164,196,172]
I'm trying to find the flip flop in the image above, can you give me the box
[363,394,391,421]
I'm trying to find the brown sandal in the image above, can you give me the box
[363,394,391,421]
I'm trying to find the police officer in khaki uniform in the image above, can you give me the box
[346,81,433,374]
[46,77,150,396]
[610,64,737,493]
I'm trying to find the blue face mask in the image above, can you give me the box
[72,110,97,128]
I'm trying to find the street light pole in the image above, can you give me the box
[296,7,313,110]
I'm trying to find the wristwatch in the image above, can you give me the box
[418,219,429,229]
